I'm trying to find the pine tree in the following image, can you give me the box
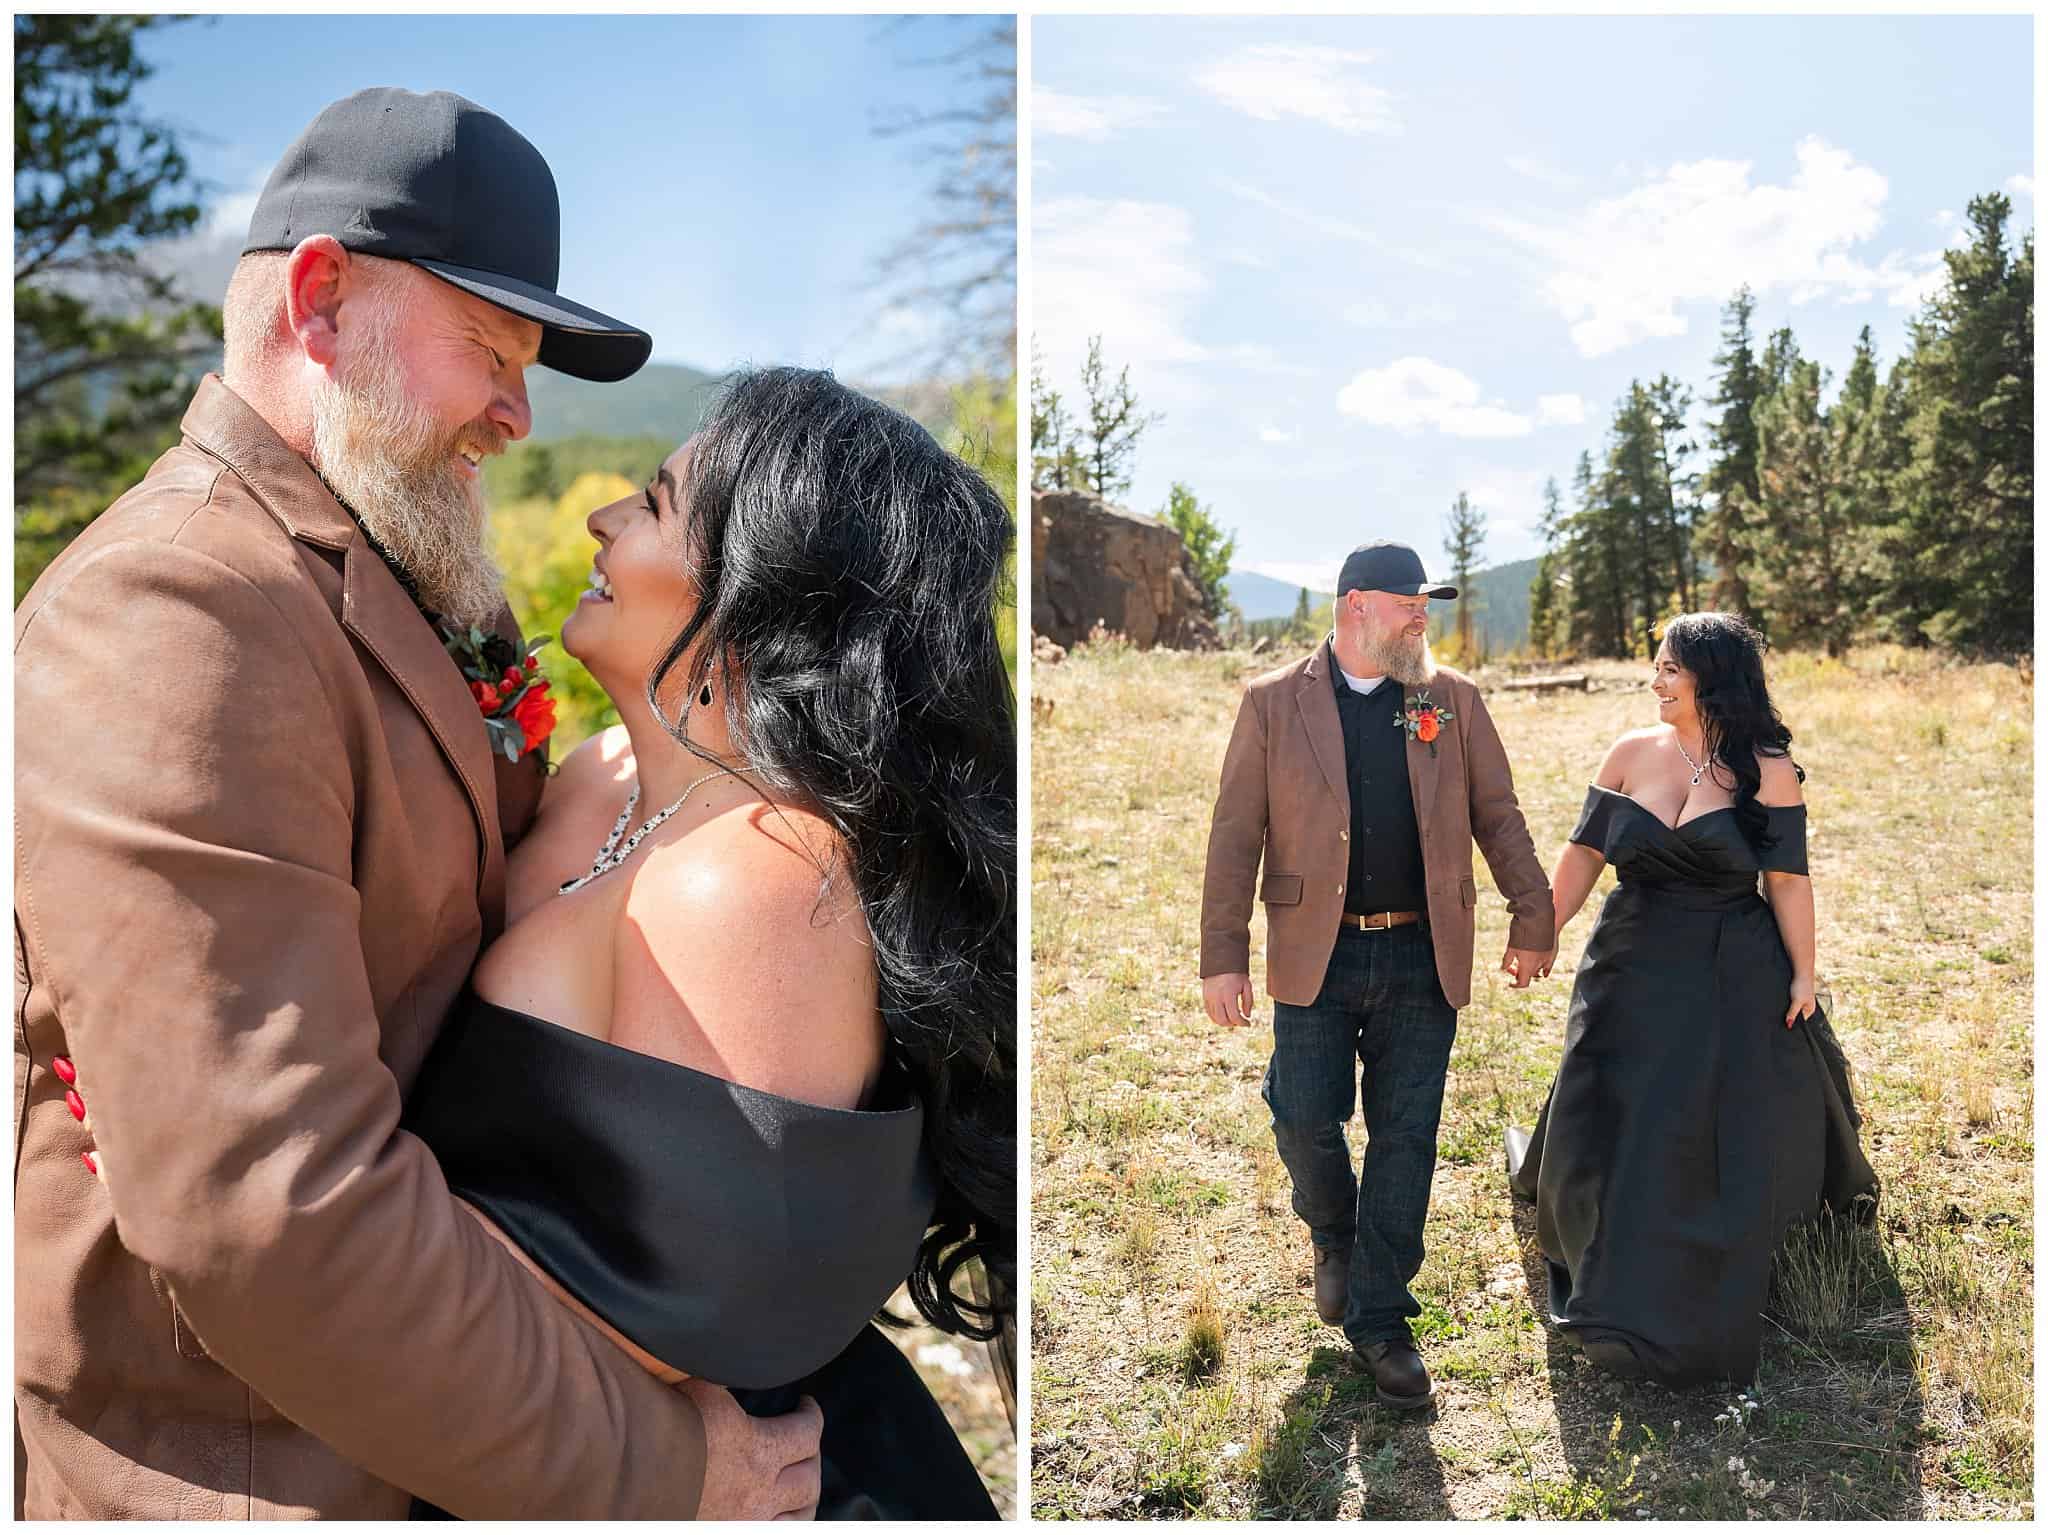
[1558,449,1630,659]
[1646,374,1698,611]
[1527,477,1564,658]
[1752,354,1854,655]
[1158,481,1235,619]
[1442,491,1487,660]
[1700,287,1764,617]
[1028,341,1085,491]
[1284,583,1322,646]
[15,16,221,589]
[1604,385,1670,658]
[1078,335,1155,500]
[1888,194,2034,653]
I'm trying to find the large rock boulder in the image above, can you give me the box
[1031,487,1221,650]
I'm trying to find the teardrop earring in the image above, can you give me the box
[699,683,714,708]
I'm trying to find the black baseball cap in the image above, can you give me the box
[1336,541,1458,599]
[243,87,652,383]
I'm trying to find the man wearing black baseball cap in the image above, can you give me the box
[1199,539,1554,1409]
[15,89,820,1520]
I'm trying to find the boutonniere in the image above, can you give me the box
[441,621,557,763]
[1395,689,1454,757]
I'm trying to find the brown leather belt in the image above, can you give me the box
[1340,910,1423,930]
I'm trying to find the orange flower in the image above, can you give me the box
[1416,712,1440,744]
[511,680,557,757]
[470,679,501,713]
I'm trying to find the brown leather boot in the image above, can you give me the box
[1355,1339,1435,1409]
[1312,1245,1349,1324]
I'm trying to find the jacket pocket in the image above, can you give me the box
[1458,875,1478,910]
[1261,872,1304,906]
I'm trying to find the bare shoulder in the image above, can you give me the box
[611,798,881,1109]
[1596,728,1659,789]
[1754,750,1805,806]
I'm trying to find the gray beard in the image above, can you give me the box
[1358,623,1435,686]
[308,355,505,627]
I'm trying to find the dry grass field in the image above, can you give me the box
[1029,640,2032,1520]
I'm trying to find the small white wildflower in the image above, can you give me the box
[1672,1420,1682,1432]
[1220,1442,1245,1461]
[916,1342,974,1378]
[1727,1456,1744,1472]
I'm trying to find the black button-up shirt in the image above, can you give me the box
[1331,652,1428,916]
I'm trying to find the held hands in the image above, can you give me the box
[1785,975,1817,1028]
[1500,946,1558,990]
[1202,972,1256,1028]
[683,1377,823,1521]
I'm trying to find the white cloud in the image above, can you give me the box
[2007,173,2034,200]
[1487,137,1944,356]
[1220,178,1382,249]
[1258,426,1298,444]
[1536,393,1586,426]
[1463,467,1552,518]
[1034,87,1166,142]
[1505,154,1578,191]
[1336,357,1532,439]
[142,184,263,304]
[1216,342,1317,377]
[1194,45,1399,136]
[1343,296,1457,329]
[1034,197,1209,399]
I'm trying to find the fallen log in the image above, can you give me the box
[1501,673,1590,693]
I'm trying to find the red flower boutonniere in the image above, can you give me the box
[1395,689,1455,758]
[442,621,556,763]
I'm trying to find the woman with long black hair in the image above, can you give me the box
[1507,611,1876,1387]
[402,367,1014,1517]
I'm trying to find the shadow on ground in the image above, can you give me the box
[1508,1197,1926,1519]
[1252,1345,1452,1518]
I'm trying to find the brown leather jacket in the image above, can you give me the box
[1200,641,1554,1009]
[14,377,709,1518]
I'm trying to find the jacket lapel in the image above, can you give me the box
[180,376,504,910]
[342,551,505,907]
[1400,680,1441,826]
[1296,641,1349,816]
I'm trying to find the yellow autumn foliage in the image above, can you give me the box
[490,470,635,755]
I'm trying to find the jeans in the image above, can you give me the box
[1261,922,1458,1350]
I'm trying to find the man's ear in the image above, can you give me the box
[284,235,351,369]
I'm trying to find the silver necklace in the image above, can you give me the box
[559,768,735,895]
[1674,734,1714,786]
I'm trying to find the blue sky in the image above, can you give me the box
[134,13,1009,383]
[1033,14,2033,589]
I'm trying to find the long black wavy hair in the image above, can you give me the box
[648,366,1015,1338]
[1661,611,1803,853]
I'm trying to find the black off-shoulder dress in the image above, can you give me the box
[1507,787,1879,1387]
[400,990,997,1519]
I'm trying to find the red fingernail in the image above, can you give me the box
[51,1057,76,1086]
[80,1151,97,1175]
[65,1090,85,1121]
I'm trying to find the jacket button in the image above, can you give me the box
[1340,829,1348,841]
[51,1056,77,1086]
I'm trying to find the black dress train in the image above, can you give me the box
[400,991,998,1519]
[1507,786,1878,1387]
